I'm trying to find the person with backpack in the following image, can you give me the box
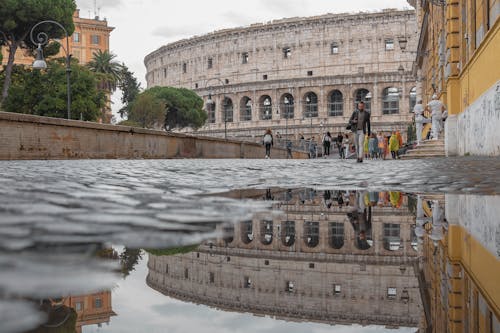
[348,101,371,163]
[263,129,273,158]
[322,131,332,157]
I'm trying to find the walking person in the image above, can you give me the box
[427,94,446,140]
[263,129,273,158]
[389,131,399,159]
[368,133,378,159]
[308,137,317,159]
[342,133,349,159]
[286,139,293,159]
[337,132,344,158]
[377,132,386,159]
[322,131,332,157]
[348,101,371,163]
[413,99,425,145]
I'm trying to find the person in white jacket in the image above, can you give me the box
[427,94,446,140]
[413,99,425,144]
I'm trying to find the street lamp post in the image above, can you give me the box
[30,20,72,120]
[205,78,227,139]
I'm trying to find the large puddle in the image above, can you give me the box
[0,159,499,333]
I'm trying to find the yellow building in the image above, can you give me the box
[410,0,500,156]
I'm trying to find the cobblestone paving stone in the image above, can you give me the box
[0,157,499,332]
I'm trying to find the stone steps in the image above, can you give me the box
[401,140,445,159]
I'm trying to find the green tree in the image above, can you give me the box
[147,86,206,130]
[0,0,76,103]
[2,60,105,121]
[117,64,141,118]
[127,92,164,128]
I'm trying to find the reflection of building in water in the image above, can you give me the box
[418,195,499,333]
[63,291,115,333]
[147,189,422,328]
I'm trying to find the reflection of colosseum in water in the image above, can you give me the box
[147,189,422,327]
[144,10,418,140]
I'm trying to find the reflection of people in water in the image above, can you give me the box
[264,188,274,201]
[323,190,333,209]
[347,191,373,250]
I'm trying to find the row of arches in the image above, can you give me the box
[206,87,417,123]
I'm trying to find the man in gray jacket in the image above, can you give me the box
[349,101,371,163]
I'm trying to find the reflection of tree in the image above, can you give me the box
[119,248,142,278]
[27,303,77,333]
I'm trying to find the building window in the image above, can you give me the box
[165,264,169,274]
[382,87,400,114]
[409,86,417,112]
[75,302,83,311]
[241,220,253,244]
[163,68,167,78]
[383,223,401,251]
[283,47,291,58]
[309,263,315,269]
[223,97,234,122]
[286,281,294,292]
[334,284,342,295]
[354,88,372,113]
[184,268,189,279]
[281,220,295,246]
[260,220,273,245]
[263,74,268,80]
[328,90,343,117]
[264,260,270,265]
[385,38,394,50]
[281,94,294,119]
[329,222,344,249]
[242,52,249,64]
[307,71,313,76]
[206,100,216,124]
[225,79,229,84]
[304,221,319,247]
[94,298,102,309]
[207,57,213,69]
[195,83,198,89]
[73,32,80,43]
[331,42,339,54]
[91,35,100,45]
[244,276,252,288]
[259,95,272,120]
[304,92,318,118]
[209,272,215,283]
[240,96,252,121]
[182,63,187,73]
[387,287,397,299]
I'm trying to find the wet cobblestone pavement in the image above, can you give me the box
[0,158,499,333]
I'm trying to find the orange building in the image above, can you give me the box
[63,290,116,333]
[1,10,114,66]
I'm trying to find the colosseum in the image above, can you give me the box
[147,189,422,328]
[144,9,418,142]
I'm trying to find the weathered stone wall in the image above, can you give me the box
[144,10,419,141]
[0,112,306,160]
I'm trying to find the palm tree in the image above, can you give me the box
[87,50,122,122]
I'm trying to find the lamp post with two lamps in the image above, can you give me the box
[205,78,228,139]
[30,20,72,120]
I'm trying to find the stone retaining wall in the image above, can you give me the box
[0,112,307,160]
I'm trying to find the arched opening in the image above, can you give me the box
[222,224,234,245]
[223,97,234,122]
[409,86,417,112]
[328,90,343,117]
[329,222,344,249]
[382,87,400,114]
[354,89,371,113]
[304,221,319,248]
[260,220,273,245]
[280,93,294,119]
[304,92,318,118]
[206,100,216,123]
[241,220,253,244]
[383,223,401,251]
[259,95,273,120]
[281,221,295,246]
[240,96,252,121]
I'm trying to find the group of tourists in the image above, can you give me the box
[262,94,447,159]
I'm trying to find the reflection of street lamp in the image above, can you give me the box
[205,78,227,139]
[30,20,72,120]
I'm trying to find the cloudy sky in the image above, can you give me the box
[74,0,414,119]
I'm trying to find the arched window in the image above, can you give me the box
[240,96,252,121]
[259,95,272,120]
[241,220,253,244]
[354,89,371,113]
[328,90,343,117]
[281,93,294,119]
[329,222,344,249]
[304,92,318,118]
[206,100,216,123]
[223,97,234,122]
[382,87,400,114]
[260,220,273,245]
[304,221,319,248]
[282,221,295,246]
[409,87,417,112]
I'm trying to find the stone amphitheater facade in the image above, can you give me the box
[145,9,418,141]
[147,189,422,327]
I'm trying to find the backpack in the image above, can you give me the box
[263,134,272,144]
[323,135,331,143]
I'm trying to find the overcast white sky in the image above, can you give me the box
[74,0,414,120]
